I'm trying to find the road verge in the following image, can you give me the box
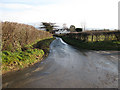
[60,36,120,51]
[2,38,55,75]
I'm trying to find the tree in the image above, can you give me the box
[70,25,76,32]
[39,22,58,33]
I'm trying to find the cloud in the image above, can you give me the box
[0,0,63,5]
[0,3,34,11]
[0,0,119,29]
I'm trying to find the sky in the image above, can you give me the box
[0,0,119,29]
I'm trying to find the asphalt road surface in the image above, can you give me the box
[2,38,118,88]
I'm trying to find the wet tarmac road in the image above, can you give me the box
[2,38,118,88]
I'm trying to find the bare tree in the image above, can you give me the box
[81,21,86,31]
[62,23,68,30]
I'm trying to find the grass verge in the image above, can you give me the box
[61,36,120,51]
[2,38,55,74]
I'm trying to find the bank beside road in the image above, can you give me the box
[2,22,55,74]
[58,34,120,51]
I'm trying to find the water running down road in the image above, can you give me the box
[3,38,118,88]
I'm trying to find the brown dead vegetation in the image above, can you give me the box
[2,21,52,51]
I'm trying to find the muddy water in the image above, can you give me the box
[2,38,118,88]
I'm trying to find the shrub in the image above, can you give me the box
[2,21,53,51]
[3,51,11,55]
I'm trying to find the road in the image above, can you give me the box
[2,38,118,88]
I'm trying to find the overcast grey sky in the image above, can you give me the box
[0,0,119,29]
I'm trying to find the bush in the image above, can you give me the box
[2,21,53,52]
[3,51,11,55]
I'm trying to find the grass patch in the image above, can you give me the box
[2,38,55,74]
[2,49,44,71]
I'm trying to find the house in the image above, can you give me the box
[55,29,70,34]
